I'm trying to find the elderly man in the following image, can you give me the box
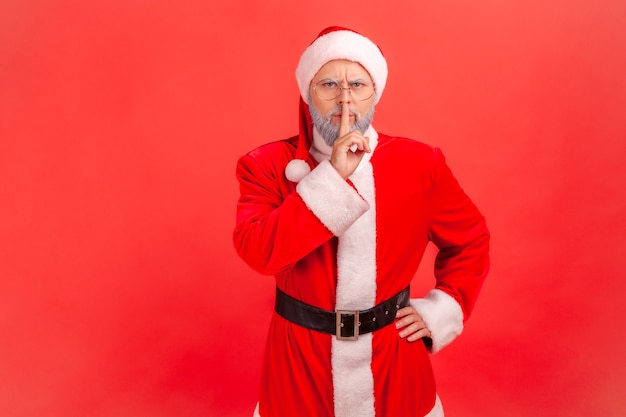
[233,26,489,417]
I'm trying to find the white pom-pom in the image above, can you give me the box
[285,159,311,183]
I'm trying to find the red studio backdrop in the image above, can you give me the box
[1,1,625,416]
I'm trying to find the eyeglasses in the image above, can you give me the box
[312,79,375,101]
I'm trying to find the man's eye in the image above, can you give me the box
[351,82,364,88]
[323,82,337,88]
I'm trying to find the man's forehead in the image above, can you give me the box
[314,59,372,80]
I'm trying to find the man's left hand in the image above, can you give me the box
[395,306,432,342]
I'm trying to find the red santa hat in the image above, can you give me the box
[285,27,388,183]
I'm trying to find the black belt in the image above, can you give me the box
[275,286,410,341]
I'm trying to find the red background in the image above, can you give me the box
[1,1,625,416]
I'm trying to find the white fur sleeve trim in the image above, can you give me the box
[411,289,464,354]
[296,159,370,236]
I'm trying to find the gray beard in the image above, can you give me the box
[308,95,375,147]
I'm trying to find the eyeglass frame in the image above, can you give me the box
[311,78,376,101]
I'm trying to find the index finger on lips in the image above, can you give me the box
[339,102,350,137]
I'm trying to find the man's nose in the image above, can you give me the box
[337,87,352,103]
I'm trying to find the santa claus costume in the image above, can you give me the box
[233,27,489,417]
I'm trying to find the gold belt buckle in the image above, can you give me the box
[336,310,359,341]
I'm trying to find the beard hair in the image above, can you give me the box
[308,94,375,147]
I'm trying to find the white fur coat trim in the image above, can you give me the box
[301,127,379,417]
[331,155,377,417]
[253,394,444,417]
[411,289,464,354]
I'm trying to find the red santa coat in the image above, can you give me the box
[234,127,489,417]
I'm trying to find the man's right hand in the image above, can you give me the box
[330,103,371,179]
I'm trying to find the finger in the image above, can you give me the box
[338,133,366,153]
[398,322,432,340]
[395,306,415,319]
[399,322,421,338]
[339,102,351,137]
[396,315,422,330]
[407,328,432,342]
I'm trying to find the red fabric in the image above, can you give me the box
[233,134,489,416]
[317,26,353,37]
[373,138,490,319]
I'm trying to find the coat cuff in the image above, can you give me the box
[296,160,370,236]
[411,289,464,354]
